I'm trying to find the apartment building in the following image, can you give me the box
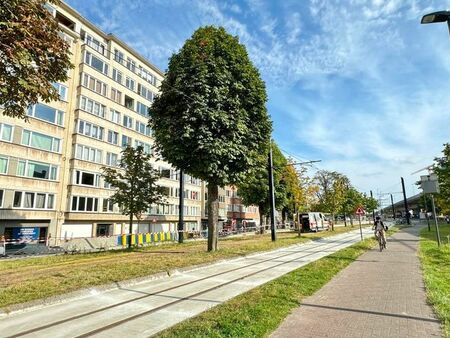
[225,187,260,228]
[0,2,203,242]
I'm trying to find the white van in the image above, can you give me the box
[299,212,329,232]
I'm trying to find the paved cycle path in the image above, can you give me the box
[271,224,442,338]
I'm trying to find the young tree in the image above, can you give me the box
[238,142,288,228]
[150,26,271,251]
[314,170,350,230]
[282,160,304,224]
[102,146,165,248]
[0,0,72,119]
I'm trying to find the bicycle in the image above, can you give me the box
[376,230,386,252]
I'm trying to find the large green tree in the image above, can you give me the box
[150,26,272,251]
[434,143,450,215]
[238,142,288,227]
[0,0,72,119]
[102,146,165,248]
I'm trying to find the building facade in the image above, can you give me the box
[0,2,204,242]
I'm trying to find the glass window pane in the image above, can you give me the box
[22,130,30,145]
[71,196,77,211]
[34,103,56,123]
[86,197,93,211]
[31,133,52,151]
[1,124,12,141]
[78,197,86,211]
[0,157,8,174]
[29,162,50,179]
[24,192,34,208]
[52,139,60,152]
[47,194,54,209]
[13,192,22,207]
[36,193,46,208]
[50,166,57,180]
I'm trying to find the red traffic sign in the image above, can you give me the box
[355,207,365,215]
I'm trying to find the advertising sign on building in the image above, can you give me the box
[11,227,40,241]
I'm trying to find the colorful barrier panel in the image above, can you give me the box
[117,231,179,247]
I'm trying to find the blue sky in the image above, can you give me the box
[67,0,450,207]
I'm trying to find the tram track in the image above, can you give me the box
[4,230,367,338]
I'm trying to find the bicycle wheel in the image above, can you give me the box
[379,236,383,252]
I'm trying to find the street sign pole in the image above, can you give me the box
[358,214,363,240]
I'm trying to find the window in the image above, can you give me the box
[74,144,103,163]
[114,49,124,64]
[17,160,58,180]
[74,170,100,187]
[126,57,135,72]
[125,77,135,91]
[84,51,108,75]
[52,83,68,101]
[123,115,133,128]
[82,73,107,96]
[22,130,61,152]
[110,88,122,104]
[134,140,151,154]
[71,196,99,212]
[79,96,106,118]
[102,199,114,212]
[110,109,120,124]
[107,130,119,145]
[83,32,106,56]
[27,103,64,126]
[0,157,8,174]
[77,120,104,140]
[0,190,3,207]
[106,152,118,166]
[112,68,123,84]
[135,121,151,136]
[121,135,132,148]
[136,101,149,116]
[0,123,13,142]
[138,83,154,102]
[138,66,156,86]
[13,191,55,209]
[124,95,134,110]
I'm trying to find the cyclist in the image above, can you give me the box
[373,216,387,249]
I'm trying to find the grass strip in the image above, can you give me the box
[156,227,398,338]
[0,226,363,310]
[419,224,450,338]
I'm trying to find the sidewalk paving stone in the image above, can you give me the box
[271,225,442,338]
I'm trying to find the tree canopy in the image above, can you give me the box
[149,26,272,251]
[434,143,450,215]
[0,0,72,119]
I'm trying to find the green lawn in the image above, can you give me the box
[419,223,450,338]
[0,226,362,310]
[156,228,398,338]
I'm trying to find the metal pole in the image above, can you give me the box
[390,194,395,220]
[430,194,441,246]
[423,193,431,231]
[268,145,276,241]
[370,190,376,224]
[358,214,363,240]
[178,169,184,243]
[401,177,410,225]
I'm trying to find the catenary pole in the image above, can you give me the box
[268,145,276,241]
[178,169,184,243]
[390,194,395,219]
[401,177,410,225]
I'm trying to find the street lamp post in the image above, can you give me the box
[421,11,450,36]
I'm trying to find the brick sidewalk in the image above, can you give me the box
[271,224,442,338]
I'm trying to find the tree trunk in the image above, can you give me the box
[350,215,354,227]
[128,213,133,249]
[331,212,335,231]
[207,183,219,252]
[258,203,265,234]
